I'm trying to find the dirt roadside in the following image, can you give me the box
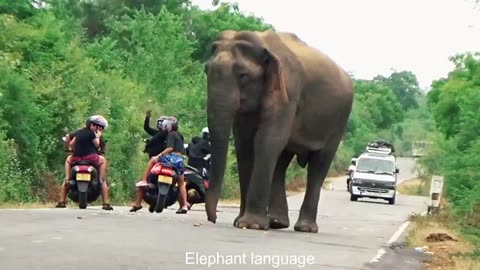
[397,178,480,270]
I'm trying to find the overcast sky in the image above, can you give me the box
[191,0,480,89]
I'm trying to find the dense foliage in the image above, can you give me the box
[0,0,430,203]
[420,53,480,250]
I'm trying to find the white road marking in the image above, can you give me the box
[32,240,47,244]
[369,248,386,263]
[386,221,411,245]
[369,211,427,263]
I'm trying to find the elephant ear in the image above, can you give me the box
[263,48,289,105]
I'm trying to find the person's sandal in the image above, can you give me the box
[55,202,66,208]
[176,207,188,214]
[102,203,113,211]
[129,205,142,212]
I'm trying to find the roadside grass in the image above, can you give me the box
[397,176,431,196]
[407,205,480,269]
[0,202,55,209]
[0,201,137,209]
[286,176,306,195]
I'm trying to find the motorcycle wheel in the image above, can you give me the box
[79,192,87,209]
[155,194,167,213]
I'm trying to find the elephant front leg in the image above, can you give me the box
[233,146,254,227]
[235,104,295,230]
[268,150,294,229]
[233,117,255,227]
[236,136,289,230]
[294,149,336,233]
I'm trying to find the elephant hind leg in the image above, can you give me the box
[268,150,295,229]
[294,148,336,233]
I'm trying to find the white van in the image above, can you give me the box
[349,142,399,205]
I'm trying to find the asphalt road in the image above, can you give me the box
[0,158,429,270]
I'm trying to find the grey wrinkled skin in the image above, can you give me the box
[203,29,354,232]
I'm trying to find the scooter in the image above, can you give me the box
[142,162,179,213]
[61,136,105,209]
[140,140,210,213]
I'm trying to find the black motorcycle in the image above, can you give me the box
[61,136,106,209]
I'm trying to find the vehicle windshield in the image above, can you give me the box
[356,158,395,175]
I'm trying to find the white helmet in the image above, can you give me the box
[88,115,108,129]
[202,127,209,134]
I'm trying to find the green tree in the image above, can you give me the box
[374,70,421,111]
[186,2,273,62]
[422,52,480,241]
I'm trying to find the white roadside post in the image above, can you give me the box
[428,175,444,215]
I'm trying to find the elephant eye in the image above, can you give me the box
[237,73,250,84]
[232,63,251,85]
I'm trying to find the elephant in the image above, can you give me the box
[203,29,354,233]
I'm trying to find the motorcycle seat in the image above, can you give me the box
[72,160,97,167]
[185,164,199,173]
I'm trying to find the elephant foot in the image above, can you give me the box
[294,220,318,233]
[268,215,290,229]
[235,214,269,230]
[233,215,242,227]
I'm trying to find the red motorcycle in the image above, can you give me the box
[141,162,179,213]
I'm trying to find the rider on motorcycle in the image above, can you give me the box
[144,109,163,136]
[346,158,356,189]
[56,115,113,210]
[144,112,169,158]
[130,117,189,214]
[186,127,211,173]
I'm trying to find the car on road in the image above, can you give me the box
[349,140,399,205]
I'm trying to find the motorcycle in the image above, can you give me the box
[346,169,353,192]
[184,161,209,207]
[142,161,179,213]
[61,136,106,209]
[346,158,357,192]
[141,139,210,213]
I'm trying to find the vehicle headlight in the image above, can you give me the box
[353,179,363,184]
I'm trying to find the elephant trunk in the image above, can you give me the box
[205,97,235,223]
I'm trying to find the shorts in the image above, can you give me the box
[70,153,100,165]
[158,153,185,175]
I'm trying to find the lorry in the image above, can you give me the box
[349,140,399,205]
[411,140,431,158]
